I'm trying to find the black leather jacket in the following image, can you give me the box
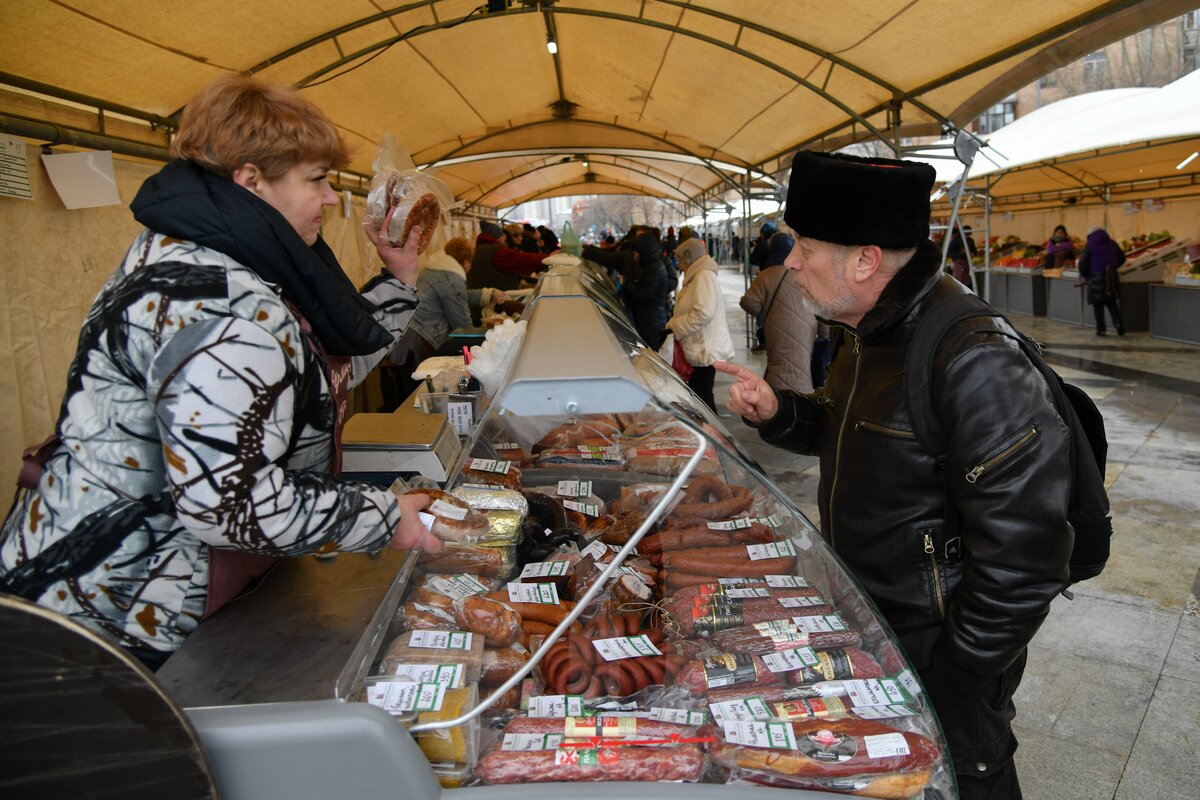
[754,241,1072,691]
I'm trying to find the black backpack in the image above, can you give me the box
[903,290,1113,588]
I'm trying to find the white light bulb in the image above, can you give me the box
[547,40,558,54]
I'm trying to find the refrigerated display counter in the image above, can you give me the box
[153,264,955,799]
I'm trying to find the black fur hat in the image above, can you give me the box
[784,151,936,248]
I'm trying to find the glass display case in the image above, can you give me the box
[341,266,955,798]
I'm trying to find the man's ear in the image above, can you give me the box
[231,163,263,194]
[851,245,884,285]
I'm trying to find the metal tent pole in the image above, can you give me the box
[984,177,993,304]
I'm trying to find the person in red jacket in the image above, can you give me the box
[466,220,551,293]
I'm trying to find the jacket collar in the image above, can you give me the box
[854,239,943,340]
[423,251,466,279]
[681,254,718,286]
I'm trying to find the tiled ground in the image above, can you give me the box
[711,265,1200,800]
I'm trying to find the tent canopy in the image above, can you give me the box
[921,69,1200,211]
[2,0,1194,211]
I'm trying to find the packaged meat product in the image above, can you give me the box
[363,133,454,253]
[460,458,523,490]
[708,716,941,800]
[710,617,862,655]
[669,593,836,638]
[502,715,701,739]
[476,741,705,784]
[377,629,485,683]
[452,595,523,647]
[676,652,782,696]
[780,647,885,686]
[401,599,456,631]
[407,488,490,544]
[532,416,622,453]
[452,486,529,517]
[418,543,510,579]
[481,646,529,689]
[416,685,480,788]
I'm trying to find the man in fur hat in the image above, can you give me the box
[717,151,1073,799]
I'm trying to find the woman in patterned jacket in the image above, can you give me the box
[0,76,441,667]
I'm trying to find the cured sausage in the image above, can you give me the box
[476,743,706,784]
[675,652,781,696]
[710,621,862,655]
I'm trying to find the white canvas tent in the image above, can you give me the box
[1,0,1195,488]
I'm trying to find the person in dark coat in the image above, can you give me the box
[748,222,777,277]
[538,225,559,253]
[582,232,669,349]
[1078,227,1126,336]
[947,225,977,289]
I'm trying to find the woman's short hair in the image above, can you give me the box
[444,237,473,266]
[170,76,350,180]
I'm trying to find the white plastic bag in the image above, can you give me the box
[658,332,677,363]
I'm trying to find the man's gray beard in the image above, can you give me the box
[802,291,854,321]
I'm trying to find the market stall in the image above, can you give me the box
[156,262,954,798]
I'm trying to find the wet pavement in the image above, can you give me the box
[711,265,1200,800]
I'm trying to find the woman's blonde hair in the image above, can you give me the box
[171,75,350,180]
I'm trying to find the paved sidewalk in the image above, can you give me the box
[711,264,1200,800]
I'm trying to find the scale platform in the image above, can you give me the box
[341,399,462,483]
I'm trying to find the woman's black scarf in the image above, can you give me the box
[130,159,392,356]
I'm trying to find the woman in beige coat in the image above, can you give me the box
[739,232,818,394]
[667,237,734,412]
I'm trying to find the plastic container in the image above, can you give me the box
[376,629,485,684]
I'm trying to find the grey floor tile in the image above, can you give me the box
[1014,645,1158,758]
[1114,675,1200,800]
[1162,585,1200,683]
[1031,593,1179,673]
[1074,517,1200,611]
[1011,726,1126,800]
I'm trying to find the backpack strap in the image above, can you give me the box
[903,291,1003,457]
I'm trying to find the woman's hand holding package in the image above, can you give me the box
[365,210,422,285]
[388,492,444,553]
[714,360,778,423]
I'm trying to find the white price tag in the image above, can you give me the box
[580,540,612,561]
[407,630,473,650]
[707,517,753,530]
[556,480,593,497]
[724,587,771,599]
[790,614,847,632]
[527,694,585,718]
[366,681,446,714]
[520,560,569,578]
[765,575,809,588]
[865,732,912,758]
[493,442,519,451]
[446,401,474,435]
[778,595,826,608]
[507,581,560,604]
[501,733,565,751]
[896,668,922,696]
[426,574,488,600]
[469,458,512,474]
[844,679,908,707]
[592,635,662,661]
[718,577,764,586]
[723,720,799,750]
[428,499,469,520]
[390,663,464,688]
[649,707,707,726]
[746,540,797,560]
[563,499,600,517]
[752,514,782,527]
[708,697,772,724]
[760,646,821,674]
[853,704,916,720]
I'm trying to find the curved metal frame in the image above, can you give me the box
[508,178,678,208]
[467,155,703,207]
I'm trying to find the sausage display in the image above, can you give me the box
[676,652,782,696]
[476,742,706,784]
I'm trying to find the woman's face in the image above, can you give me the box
[252,160,339,246]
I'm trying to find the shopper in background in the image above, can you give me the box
[537,225,559,254]
[748,222,777,277]
[947,224,977,289]
[663,225,679,275]
[739,231,818,394]
[1078,226,1126,336]
[717,151,1073,799]
[583,232,670,350]
[0,75,441,667]
[668,237,735,412]
[466,220,549,293]
[678,226,695,244]
[374,237,515,410]
[520,223,542,253]
[1043,224,1076,269]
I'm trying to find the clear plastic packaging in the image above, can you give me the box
[363,133,456,252]
[406,487,489,544]
[378,628,485,684]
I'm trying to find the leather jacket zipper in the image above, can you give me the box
[923,532,946,621]
[965,425,1039,484]
[854,420,916,439]
[829,332,861,549]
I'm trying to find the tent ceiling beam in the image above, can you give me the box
[0,72,174,130]
[502,179,677,210]
[470,158,699,207]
